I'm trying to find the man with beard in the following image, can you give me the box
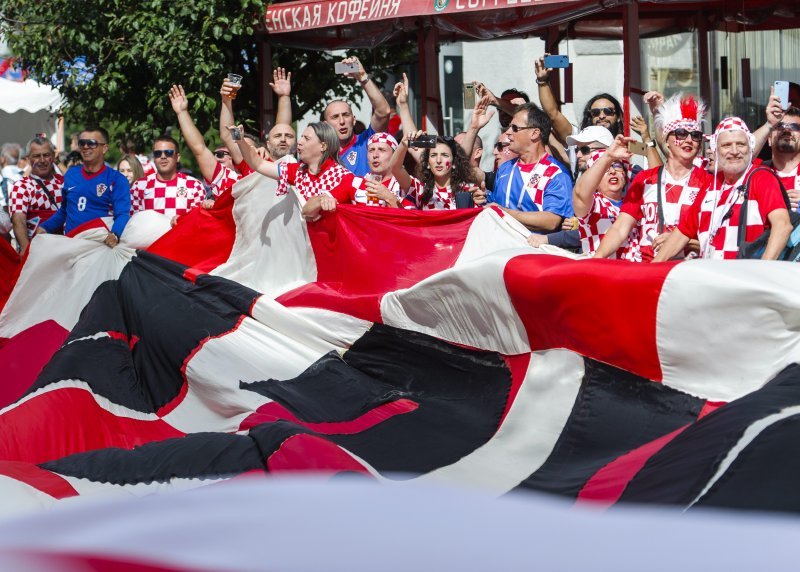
[766,108,800,210]
[130,136,206,226]
[654,117,791,261]
[8,136,64,252]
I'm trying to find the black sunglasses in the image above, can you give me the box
[78,139,101,148]
[671,129,703,142]
[214,150,231,158]
[494,141,509,151]
[577,145,605,156]
[509,124,536,133]
[590,107,617,117]
[153,149,176,158]
[774,122,800,132]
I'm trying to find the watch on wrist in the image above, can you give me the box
[359,75,370,85]
[646,140,656,148]
[536,78,549,86]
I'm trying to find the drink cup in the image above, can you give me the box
[227,73,243,100]
[365,174,382,205]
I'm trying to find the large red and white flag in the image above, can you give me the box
[1,173,800,519]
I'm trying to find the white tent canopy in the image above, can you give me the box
[0,78,63,150]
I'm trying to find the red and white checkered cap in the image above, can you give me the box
[586,149,630,174]
[367,132,398,151]
[711,116,754,152]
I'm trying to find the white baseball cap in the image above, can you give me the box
[566,126,614,148]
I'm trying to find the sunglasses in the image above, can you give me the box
[774,122,800,132]
[671,129,703,142]
[577,146,605,156]
[78,139,102,148]
[214,150,231,158]
[153,149,176,158]
[509,124,536,133]
[608,161,626,172]
[590,107,616,117]
[494,141,509,151]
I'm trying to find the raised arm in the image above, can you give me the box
[219,80,244,166]
[574,136,633,217]
[534,56,573,145]
[228,125,280,180]
[460,92,494,156]
[390,131,419,192]
[393,73,422,164]
[753,86,784,157]
[630,115,662,168]
[341,56,390,133]
[169,84,218,183]
[474,82,517,119]
[270,67,293,126]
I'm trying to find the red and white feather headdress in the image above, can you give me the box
[655,93,707,135]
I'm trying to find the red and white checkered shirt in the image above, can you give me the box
[205,162,241,198]
[131,172,206,217]
[277,158,355,201]
[678,166,788,259]
[330,175,402,207]
[621,165,711,261]
[578,192,640,260]
[402,178,476,210]
[8,174,64,237]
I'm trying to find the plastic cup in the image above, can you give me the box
[227,73,243,100]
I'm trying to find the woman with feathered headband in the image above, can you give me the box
[593,93,712,262]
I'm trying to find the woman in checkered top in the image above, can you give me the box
[389,131,478,210]
[231,122,355,205]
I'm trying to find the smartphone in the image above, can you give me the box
[463,83,476,109]
[230,127,242,141]
[627,141,647,156]
[334,61,359,74]
[408,135,437,149]
[775,80,791,111]
[543,54,570,69]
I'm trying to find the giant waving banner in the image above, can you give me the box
[1,172,800,517]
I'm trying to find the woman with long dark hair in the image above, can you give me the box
[390,131,477,209]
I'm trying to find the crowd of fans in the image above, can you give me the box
[1,55,799,263]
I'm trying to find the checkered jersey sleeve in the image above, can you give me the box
[8,178,32,215]
[186,176,206,209]
[130,179,145,214]
[277,162,300,196]
[401,177,425,209]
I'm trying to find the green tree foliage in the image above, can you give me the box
[0,0,414,146]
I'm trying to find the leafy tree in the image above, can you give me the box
[0,0,414,147]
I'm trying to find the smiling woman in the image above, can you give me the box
[116,155,144,186]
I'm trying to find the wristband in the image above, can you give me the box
[359,75,370,86]
[536,78,549,86]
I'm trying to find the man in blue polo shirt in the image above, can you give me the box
[322,56,391,177]
[39,126,130,247]
[487,103,573,233]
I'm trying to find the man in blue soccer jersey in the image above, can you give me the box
[38,126,131,247]
[485,103,574,233]
[322,56,391,177]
